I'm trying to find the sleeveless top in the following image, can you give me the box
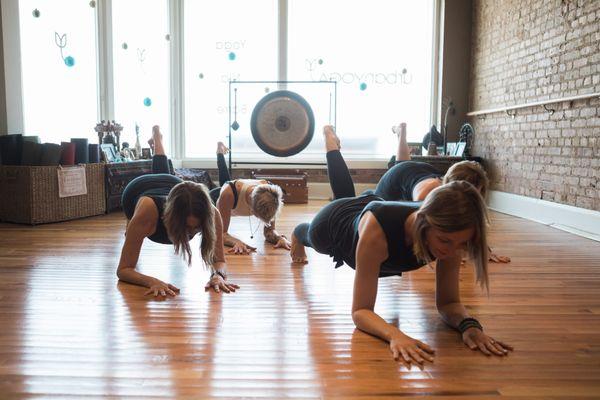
[375,161,441,201]
[229,179,257,217]
[329,195,425,277]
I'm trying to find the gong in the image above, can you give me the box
[250,90,315,157]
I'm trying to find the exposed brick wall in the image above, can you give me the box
[469,0,599,211]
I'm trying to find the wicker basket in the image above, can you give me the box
[0,164,106,224]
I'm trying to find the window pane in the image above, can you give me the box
[19,0,98,143]
[112,0,170,154]
[288,0,434,157]
[184,0,278,158]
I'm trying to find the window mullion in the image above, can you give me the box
[169,0,185,160]
[96,0,114,122]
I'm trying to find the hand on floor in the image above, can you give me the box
[205,275,240,294]
[462,328,513,357]
[489,252,511,263]
[227,241,257,255]
[144,281,180,297]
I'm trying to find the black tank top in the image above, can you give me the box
[375,161,441,201]
[330,196,425,277]
[147,196,172,244]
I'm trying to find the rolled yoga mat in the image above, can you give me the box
[60,142,76,165]
[71,138,89,164]
[39,143,63,166]
[21,140,44,165]
[0,134,23,165]
[88,143,100,163]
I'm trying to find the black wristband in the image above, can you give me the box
[210,270,227,280]
[458,317,483,334]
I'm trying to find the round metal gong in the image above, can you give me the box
[250,90,315,157]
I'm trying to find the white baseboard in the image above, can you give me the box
[488,190,600,242]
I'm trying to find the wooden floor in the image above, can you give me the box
[0,201,599,399]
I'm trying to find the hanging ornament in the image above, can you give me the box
[359,82,367,91]
[318,58,324,65]
[143,97,152,107]
[231,88,240,131]
[402,68,407,74]
[89,1,96,8]
[228,52,236,61]
[122,42,128,50]
[198,73,204,79]
[165,34,170,41]
[32,9,41,18]
[55,32,75,68]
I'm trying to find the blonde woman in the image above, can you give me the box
[208,142,290,254]
[118,126,239,296]
[290,126,512,365]
[374,122,509,263]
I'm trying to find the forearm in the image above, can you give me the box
[117,267,160,288]
[223,232,243,247]
[352,308,405,343]
[437,302,470,329]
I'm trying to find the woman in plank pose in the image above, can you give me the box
[118,126,239,296]
[290,126,512,365]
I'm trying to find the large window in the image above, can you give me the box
[112,0,171,154]
[288,0,434,156]
[19,0,98,143]
[183,0,278,158]
[9,0,436,161]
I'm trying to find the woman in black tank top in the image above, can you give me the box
[118,126,239,297]
[291,126,513,365]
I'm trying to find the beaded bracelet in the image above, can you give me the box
[458,317,483,334]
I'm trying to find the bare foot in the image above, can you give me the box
[392,122,407,137]
[323,125,341,152]
[290,232,308,264]
[216,141,229,155]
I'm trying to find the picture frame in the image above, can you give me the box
[454,142,467,157]
[100,144,118,163]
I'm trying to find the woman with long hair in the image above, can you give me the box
[290,126,512,365]
[208,142,290,254]
[118,126,239,296]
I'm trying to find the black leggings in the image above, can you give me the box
[293,150,355,249]
[121,155,182,219]
[209,153,231,204]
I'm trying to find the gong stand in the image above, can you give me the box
[227,80,337,173]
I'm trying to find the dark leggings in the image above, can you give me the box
[209,153,231,204]
[121,155,182,219]
[293,150,355,249]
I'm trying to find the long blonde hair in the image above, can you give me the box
[443,161,489,198]
[412,181,490,290]
[251,183,284,224]
[163,181,216,267]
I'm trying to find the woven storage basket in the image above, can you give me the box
[0,164,106,224]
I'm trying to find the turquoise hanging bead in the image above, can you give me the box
[64,56,75,67]
[143,97,152,107]
[228,52,236,61]
[359,82,367,91]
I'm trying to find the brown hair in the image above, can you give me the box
[443,161,489,198]
[250,184,284,224]
[163,181,216,267]
[412,181,490,290]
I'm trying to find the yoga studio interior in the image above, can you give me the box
[0,0,599,398]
